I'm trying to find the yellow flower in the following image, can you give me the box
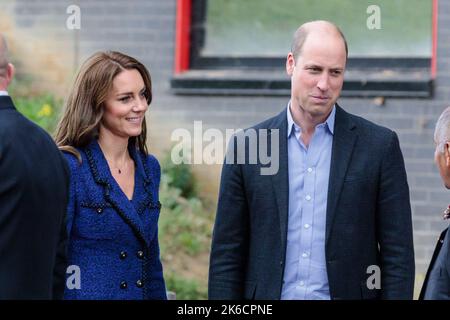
[37,104,53,117]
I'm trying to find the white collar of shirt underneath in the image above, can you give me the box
[0,91,9,96]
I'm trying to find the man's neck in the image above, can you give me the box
[290,104,331,135]
[0,83,8,95]
[289,102,334,147]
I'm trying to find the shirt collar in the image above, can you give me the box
[0,91,9,96]
[287,101,298,138]
[287,101,336,137]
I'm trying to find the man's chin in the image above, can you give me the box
[309,104,334,117]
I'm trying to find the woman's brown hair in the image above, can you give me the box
[54,51,152,161]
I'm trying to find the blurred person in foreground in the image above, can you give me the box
[54,51,166,300]
[0,34,69,299]
[420,106,450,300]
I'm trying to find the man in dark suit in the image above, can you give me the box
[209,21,415,300]
[0,34,69,299]
[419,106,450,300]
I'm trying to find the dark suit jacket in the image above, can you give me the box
[0,96,69,299]
[420,228,450,300]
[209,104,415,300]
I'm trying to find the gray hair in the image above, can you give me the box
[434,106,450,153]
[0,34,9,77]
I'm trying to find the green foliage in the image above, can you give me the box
[165,274,207,300]
[8,78,62,133]
[13,94,61,133]
[158,154,214,300]
[159,173,212,256]
[161,153,198,199]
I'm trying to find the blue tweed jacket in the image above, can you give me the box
[63,140,166,300]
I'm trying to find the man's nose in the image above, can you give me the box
[316,73,330,91]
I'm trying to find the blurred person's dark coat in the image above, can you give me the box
[0,95,69,299]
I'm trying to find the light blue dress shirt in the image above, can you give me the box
[281,103,335,300]
[0,91,8,96]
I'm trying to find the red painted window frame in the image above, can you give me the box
[174,0,191,74]
[432,0,438,79]
[175,0,438,78]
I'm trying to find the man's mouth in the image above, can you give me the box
[310,95,330,103]
[311,95,329,100]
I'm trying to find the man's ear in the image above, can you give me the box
[445,142,450,167]
[286,53,295,76]
[6,63,14,86]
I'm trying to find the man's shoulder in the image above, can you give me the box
[0,107,55,144]
[341,107,395,140]
[0,107,22,135]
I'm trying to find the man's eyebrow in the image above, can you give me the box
[304,64,322,68]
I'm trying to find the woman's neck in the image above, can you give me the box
[98,131,130,164]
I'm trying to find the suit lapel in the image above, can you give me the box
[85,140,150,248]
[419,228,448,299]
[325,105,357,244]
[269,110,289,255]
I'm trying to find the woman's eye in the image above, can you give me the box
[119,96,131,102]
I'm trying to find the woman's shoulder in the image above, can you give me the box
[62,149,84,172]
[137,152,161,183]
[145,153,161,171]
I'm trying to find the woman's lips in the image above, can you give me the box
[125,116,142,124]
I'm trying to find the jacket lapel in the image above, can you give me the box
[128,145,159,245]
[84,140,151,248]
[419,228,448,299]
[325,105,357,244]
[129,146,154,215]
[269,110,289,256]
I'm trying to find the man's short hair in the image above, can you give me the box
[435,106,450,153]
[291,21,348,62]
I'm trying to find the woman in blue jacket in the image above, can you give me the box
[54,51,166,299]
